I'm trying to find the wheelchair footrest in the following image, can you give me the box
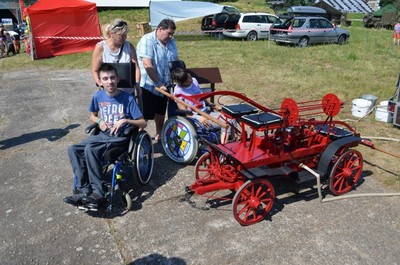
[77,204,99,212]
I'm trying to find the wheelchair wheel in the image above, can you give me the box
[132,130,154,185]
[161,116,199,164]
[123,192,132,211]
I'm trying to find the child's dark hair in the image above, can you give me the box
[98,63,118,77]
[171,68,189,86]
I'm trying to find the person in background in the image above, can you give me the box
[136,19,179,142]
[91,18,141,96]
[394,19,400,46]
[0,24,7,57]
[11,30,20,54]
[64,63,146,209]
[5,32,14,56]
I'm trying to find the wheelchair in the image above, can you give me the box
[161,111,221,164]
[73,124,154,213]
[161,99,258,164]
[159,60,223,164]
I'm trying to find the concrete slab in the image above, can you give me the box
[0,68,399,265]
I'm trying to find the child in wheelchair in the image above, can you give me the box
[64,63,147,211]
[171,68,234,144]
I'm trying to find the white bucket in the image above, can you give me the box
[375,101,393,123]
[351,98,372,118]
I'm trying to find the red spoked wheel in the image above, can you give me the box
[195,152,239,183]
[232,179,275,226]
[329,149,363,195]
[322,93,341,117]
[330,146,349,165]
[281,98,299,124]
[195,152,215,181]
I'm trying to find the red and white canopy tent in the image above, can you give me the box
[25,0,101,60]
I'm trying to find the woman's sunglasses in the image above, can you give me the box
[112,21,127,30]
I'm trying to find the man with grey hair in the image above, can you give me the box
[136,19,179,142]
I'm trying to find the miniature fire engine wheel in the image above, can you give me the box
[161,116,199,164]
[195,152,216,181]
[219,164,240,182]
[281,98,298,124]
[331,146,349,165]
[329,149,363,196]
[322,93,341,117]
[232,179,275,226]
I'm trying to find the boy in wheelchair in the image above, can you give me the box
[171,68,234,144]
[64,63,147,210]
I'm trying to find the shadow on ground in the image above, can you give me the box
[0,124,80,150]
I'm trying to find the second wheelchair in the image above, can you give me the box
[72,124,154,213]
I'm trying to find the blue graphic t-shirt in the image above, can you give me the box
[89,90,142,133]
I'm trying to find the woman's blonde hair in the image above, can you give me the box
[103,18,129,39]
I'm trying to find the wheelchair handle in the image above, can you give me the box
[155,87,228,129]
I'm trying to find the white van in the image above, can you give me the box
[223,12,282,41]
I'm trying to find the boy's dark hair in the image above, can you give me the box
[157,19,176,30]
[98,63,118,77]
[171,68,189,86]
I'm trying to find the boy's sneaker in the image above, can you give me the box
[81,193,105,210]
[63,194,86,206]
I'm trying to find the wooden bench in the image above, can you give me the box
[186,67,222,103]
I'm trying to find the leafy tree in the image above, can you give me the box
[394,0,400,10]
[379,0,394,7]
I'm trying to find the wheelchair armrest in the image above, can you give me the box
[175,109,193,116]
[85,123,138,136]
[85,123,98,134]
[123,125,138,136]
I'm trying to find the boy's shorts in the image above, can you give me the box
[394,33,400,38]
[141,88,168,120]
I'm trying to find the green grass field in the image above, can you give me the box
[1,1,399,189]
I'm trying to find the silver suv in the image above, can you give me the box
[269,17,350,47]
[223,12,282,41]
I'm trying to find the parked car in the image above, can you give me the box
[223,12,282,41]
[269,16,349,47]
[273,5,327,20]
[201,6,240,32]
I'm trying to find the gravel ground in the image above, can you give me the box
[0,68,399,265]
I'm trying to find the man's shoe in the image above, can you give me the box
[81,193,104,210]
[63,194,86,207]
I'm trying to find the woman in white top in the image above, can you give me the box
[91,19,141,95]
